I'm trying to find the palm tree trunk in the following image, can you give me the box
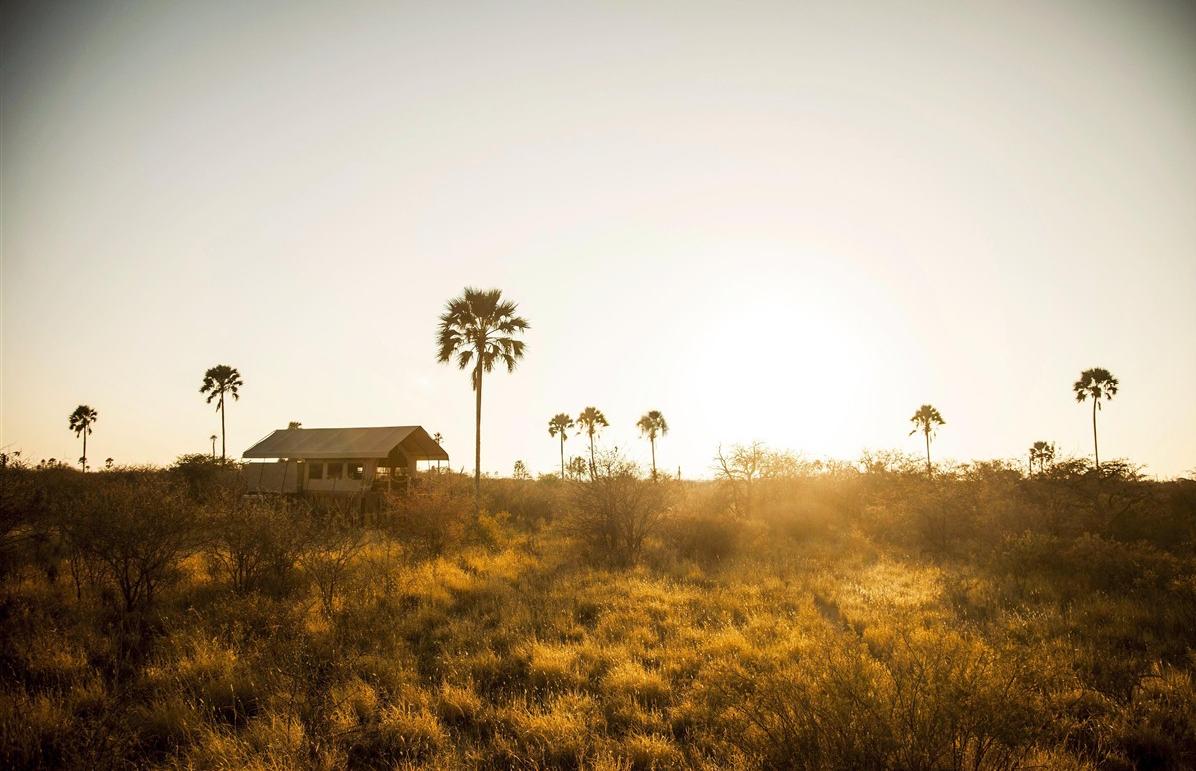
[82,430,87,472]
[1092,399,1099,470]
[650,437,657,480]
[559,435,565,477]
[474,354,483,512]
[588,432,596,479]
[220,392,227,462]
[924,430,932,477]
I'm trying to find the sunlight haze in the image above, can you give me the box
[3,0,1195,477]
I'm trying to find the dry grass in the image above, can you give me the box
[1,463,1194,768]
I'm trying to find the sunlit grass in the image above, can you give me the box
[2,464,1193,768]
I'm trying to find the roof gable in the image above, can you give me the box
[242,426,448,460]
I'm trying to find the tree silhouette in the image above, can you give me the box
[200,365,243,462]
[209,434,218,458]
[513,460,530,480]
[436,287,530,509]
[566,456,588,480]
[1029,440,1055,476]
[68,405,98,472]
[548,413,574,477]
[636,410,669,480]
[1073,367,1118,470]
[908,404,945,477]
[576,407,608,478]
[433,432,444,472]
[105,457,114,470]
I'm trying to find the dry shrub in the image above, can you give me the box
[384,479,472,557]
[297,524,366,619]
[662,511,746,563]
[60,472,201,613]
[570,453,673,566]
[485,475,565,526]
[204,496,309,594]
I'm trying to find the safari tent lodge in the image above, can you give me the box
[240,425,448,497]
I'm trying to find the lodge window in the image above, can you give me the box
[308,463,324,480]
[348,463,364,480]
[327,462,344,479]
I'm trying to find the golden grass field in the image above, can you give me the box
[2,455,1194,769]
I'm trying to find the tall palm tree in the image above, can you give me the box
[68,405,98,472]
[1029,440,1055,476]
[433,432,444,472]
[200,364,244,462]
[548,413,574,477]
[1073,367,1118,470]
[908,404,945,477]
[636,410,669,480]
[575,406,608,477]
[436,287,530,509]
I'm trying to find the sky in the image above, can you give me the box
[3,0,1195,479]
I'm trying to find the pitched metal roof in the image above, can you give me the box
[242,426,448,460]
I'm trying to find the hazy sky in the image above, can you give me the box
[3,1,1195,478]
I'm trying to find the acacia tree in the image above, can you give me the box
[200,365,244,462]
[1073,367,1118,470]
[636,410,669,480]
[576,407,609,478]
[714,442,767,517]
[1028,441,1055,476]
[908,404,945,477]
[548,413,574,477]
[65,474,200,612]
[68,405,98,472]
[436,287,530,510]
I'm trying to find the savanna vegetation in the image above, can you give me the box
[3,448,1194,769]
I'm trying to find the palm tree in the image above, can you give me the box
[908,404,945,477]
[575,407,608,477]
[547,413,574,477]
[436,287,530,509]
[1029,441,1055,476]
[200,364,243,462]
[1073,367,1118,470]
[209,434,218,458]
[105,457,114,470]
[433,432,444,472]
[68,405,98,472]
[636,410,669,480]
